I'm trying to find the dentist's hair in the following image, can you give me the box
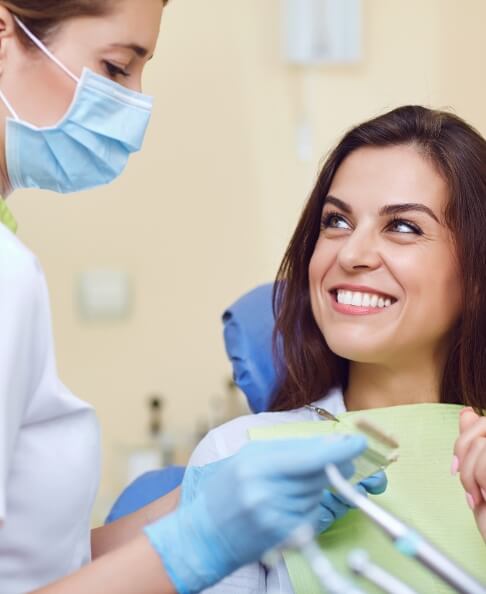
[0,0,169,46]
[271,105,486,412]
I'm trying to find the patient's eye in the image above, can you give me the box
[321,211,351,230]
[387,217,423,235]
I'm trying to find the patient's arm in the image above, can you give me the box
[91,487,181,559]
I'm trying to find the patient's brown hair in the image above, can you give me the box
[270,105,486,413]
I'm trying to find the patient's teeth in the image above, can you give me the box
[335,289,394,309]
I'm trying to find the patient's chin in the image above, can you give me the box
[324,334,392,365]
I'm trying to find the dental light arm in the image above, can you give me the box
[325,464,486,594]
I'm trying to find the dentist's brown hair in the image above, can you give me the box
[270,105,486,413]
[0,0,169,47]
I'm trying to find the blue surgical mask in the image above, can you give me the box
[0,17,153,194]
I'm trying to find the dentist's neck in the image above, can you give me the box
[345,354,443,411]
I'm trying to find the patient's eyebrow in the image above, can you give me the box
[324,195,439,223]
[379,203,439,223]
[324,195,352,214]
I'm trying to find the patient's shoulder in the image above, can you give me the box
[188,406,315,467]
[187,387,345,467]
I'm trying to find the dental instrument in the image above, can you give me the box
[348,549,419,594]
[306,404,341,422]
[325,464,486,594]
[264,524,366,594]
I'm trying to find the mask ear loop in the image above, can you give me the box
[0,88,19,120]
[13,16,79,84]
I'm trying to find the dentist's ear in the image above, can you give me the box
[0,7,18,76]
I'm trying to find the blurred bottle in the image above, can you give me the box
[125,394,175,486]
[148,394,176,467]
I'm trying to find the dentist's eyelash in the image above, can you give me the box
[103,61,130,79]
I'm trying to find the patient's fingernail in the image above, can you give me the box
[466,492,476,510]
[450,455,459,475]
[460,407,474,416]
[481,488,486,502]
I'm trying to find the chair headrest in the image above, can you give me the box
[222,283,280,413]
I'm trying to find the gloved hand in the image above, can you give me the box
[316,471,388,533]
[144,435,366,594]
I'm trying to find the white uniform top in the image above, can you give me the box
[0,224,100,593]
[187,388,346,594]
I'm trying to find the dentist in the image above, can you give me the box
[0,1,376,593]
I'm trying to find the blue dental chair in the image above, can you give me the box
[106,283,278,523]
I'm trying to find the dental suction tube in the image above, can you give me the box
[325,464,486,594]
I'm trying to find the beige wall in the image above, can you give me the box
[9,0,486,520]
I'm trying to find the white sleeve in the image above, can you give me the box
[186,424,268,594]
[187,413,267,466]
[187,429,225,467]
[0,237,46,522]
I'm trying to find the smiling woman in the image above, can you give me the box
[184,105,486,594]
[272,105,486,413]
[307,143,462,410]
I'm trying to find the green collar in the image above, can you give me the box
[0,200,18,234]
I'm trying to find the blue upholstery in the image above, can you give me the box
[105,466,185,523]
[106,283,277,523]
[222,283,279,413]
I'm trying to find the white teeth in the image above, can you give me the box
[336,290,394,309]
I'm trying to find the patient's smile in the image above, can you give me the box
[331,287,397,312]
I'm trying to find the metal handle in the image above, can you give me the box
[325,464,486,594]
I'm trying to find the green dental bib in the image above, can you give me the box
[249,403,486,593]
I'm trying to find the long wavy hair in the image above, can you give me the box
[270,105,486,412]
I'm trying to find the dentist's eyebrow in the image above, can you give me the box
[324,196,440,223]
[108,43,153,60]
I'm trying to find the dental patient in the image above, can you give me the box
[187,105,486,593]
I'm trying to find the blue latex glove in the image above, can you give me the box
[144,435,366,594]
[317,471,388,533]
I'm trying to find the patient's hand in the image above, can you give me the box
[453,408,486,542]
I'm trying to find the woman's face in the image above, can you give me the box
[309,144,462,367]
[0,0,163,128]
